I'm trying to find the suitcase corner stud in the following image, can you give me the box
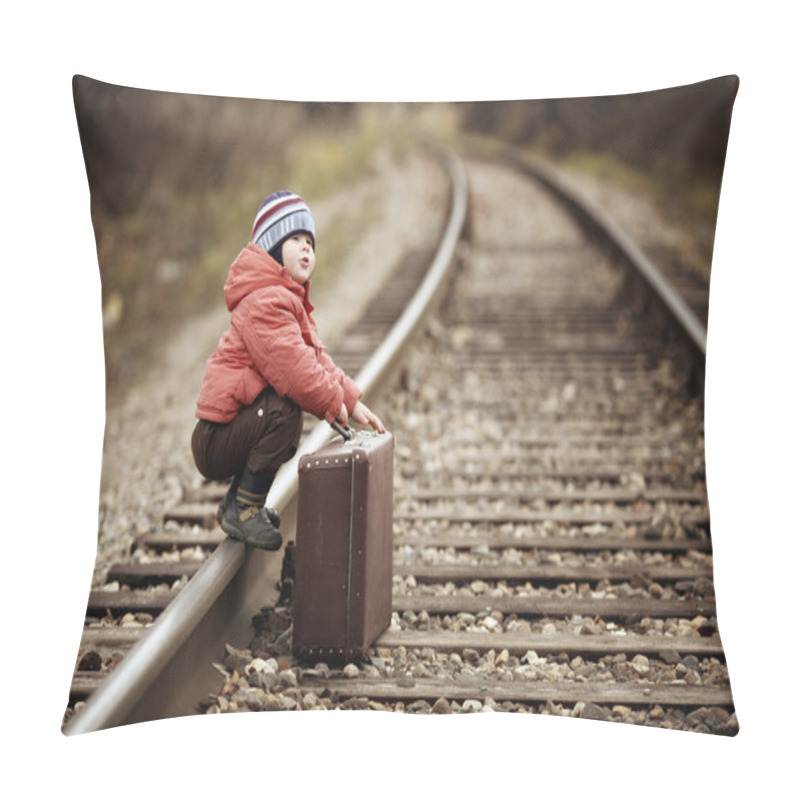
[293,430,394,663]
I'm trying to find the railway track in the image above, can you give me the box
[64,147,734,736]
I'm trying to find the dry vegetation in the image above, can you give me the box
[72,76,736,399]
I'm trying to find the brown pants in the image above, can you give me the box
[191,387,304,481]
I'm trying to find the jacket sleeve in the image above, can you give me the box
[316,344,362,413]
[240,290,351,422]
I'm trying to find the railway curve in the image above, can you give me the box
[64,146,732,736]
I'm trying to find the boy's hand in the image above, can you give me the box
[336,403,349,426]
[351,401,386,434]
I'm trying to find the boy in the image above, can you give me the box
[192,191,385,550]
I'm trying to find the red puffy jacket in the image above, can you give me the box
[196,244,361,424]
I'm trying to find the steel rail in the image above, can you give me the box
[501,151,707,358]
[64,149,469,735]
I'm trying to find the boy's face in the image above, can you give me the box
[281,232,316,285]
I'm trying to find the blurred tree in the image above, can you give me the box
[460,76,738,191]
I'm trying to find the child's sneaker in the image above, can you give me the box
[219,500,283,550]
[217,481,280,528]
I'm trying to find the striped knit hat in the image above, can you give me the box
[252,191,315,256]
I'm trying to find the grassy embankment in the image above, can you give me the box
[562,150,724,277]
[95,118,390,404]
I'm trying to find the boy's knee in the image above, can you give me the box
[191,419,231,482]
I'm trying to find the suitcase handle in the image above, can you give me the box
[331,420,355,441]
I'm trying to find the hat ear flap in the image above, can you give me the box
[269,241,284,265]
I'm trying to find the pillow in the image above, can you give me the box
[64,74,738,737]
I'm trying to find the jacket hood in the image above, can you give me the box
[224,243,313,313]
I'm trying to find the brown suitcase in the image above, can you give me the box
[292,428,394,663]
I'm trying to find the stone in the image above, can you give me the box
[631,654,651,675]
[658,650,681,665]
[343,663,360,678]
[278,669,298,688]
[262,693,284,711]
[648,582,664,599]
[246,657,278,675]
[247,671,278,692]
[686,706,733,733]
[696,619,717,637]
[580,622,602,635]
[233,687,266,711]
[225,644,253,673]
[266,628,293,657]
[432,697,452,714]
[77,651,102,671]
[718,712,740,737]
[579,702,610,721]
[369,656,387,671]
[411,663,431,678]
[693,577,715,596]
[522,650,541,665]
[544,699,562,716]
